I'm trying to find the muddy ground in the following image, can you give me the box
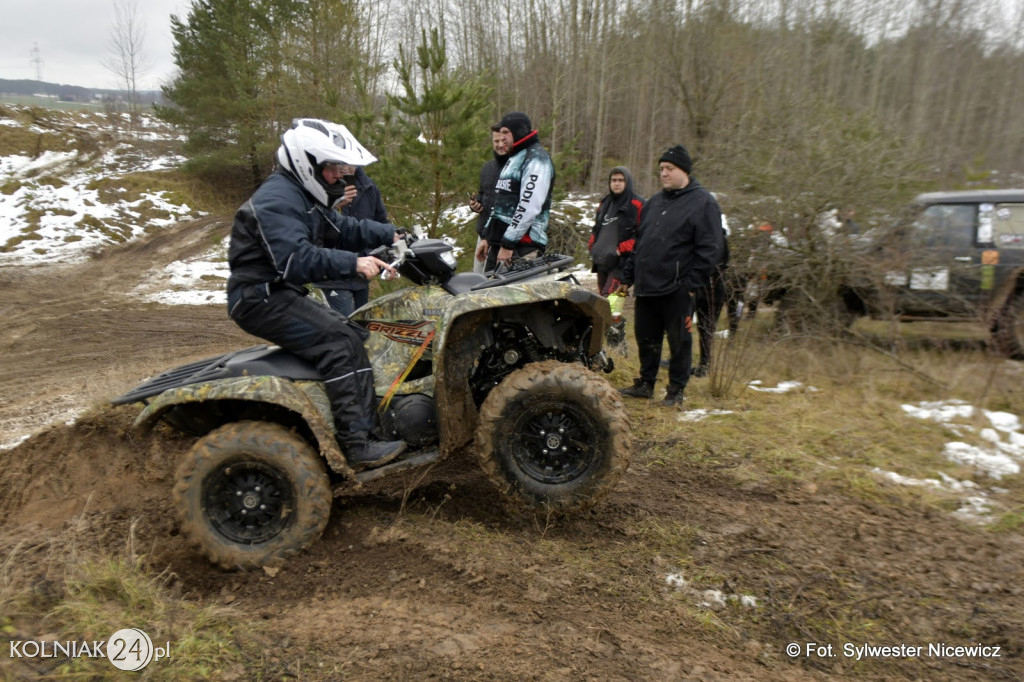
[1,218,1022,681]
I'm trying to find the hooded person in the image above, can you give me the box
[485,112,556,267]
[588,166,643,296]
[226,118,407,470]
[312,155,392,316]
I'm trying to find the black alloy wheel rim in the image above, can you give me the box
[510,398,599,484]
[202,459,295,544]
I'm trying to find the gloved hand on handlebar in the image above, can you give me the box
[356,255,397,281]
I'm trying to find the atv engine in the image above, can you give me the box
[377,393,438,447]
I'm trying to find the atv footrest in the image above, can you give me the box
[354,448,440,483]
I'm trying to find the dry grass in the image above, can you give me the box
[612,305,1024,515]
[0,516,245,680]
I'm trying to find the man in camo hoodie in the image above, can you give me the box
[486,112,555,267]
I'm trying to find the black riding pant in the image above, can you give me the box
[633,288,693,391]
[228,284,375,444]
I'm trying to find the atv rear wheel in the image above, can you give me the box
[992,290,1024,360]
[475,360,631,513]
[173,421,331,570]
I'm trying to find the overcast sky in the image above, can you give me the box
[0,0,187,91]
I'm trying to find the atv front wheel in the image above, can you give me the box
[173,421,331,570]
[475,360,631,513]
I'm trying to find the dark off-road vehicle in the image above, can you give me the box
[864,190,1024,357]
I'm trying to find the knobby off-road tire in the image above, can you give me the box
[992,291,1024,360]
[475,360,632,514]
[173,421,332,570]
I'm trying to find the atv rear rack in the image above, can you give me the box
[110,344,323,405]
[472,253,576,290]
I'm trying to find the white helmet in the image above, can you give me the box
[276,118,378,207]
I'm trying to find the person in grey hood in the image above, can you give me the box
[588,166,643,296]
[617,144,722,406]
[313,163,390,316]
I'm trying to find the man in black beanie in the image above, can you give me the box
[484,111,555,267]
[616,144,723,406]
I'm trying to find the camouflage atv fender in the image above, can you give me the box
[432,281,612,453]
[436,281,611,358]
[133,375,353,478]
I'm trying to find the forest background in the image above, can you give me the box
[156,0,1024,249]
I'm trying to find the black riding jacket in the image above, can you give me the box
[621,178,722,297]
[227,170,393,299]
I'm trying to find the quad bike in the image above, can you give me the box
[113,235,632,570]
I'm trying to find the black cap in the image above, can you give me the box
[499,112,533,143]
[659,144,693,174]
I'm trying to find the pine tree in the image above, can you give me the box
[376,28,493,238]
[157,0,299,189]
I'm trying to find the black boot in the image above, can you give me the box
[661,386,685,406]
[343,437,407,471]
[618,378,653,398]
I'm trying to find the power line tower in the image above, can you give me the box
[30,43,44,82]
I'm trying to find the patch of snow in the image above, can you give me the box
[942,442,1020,479]
[678,409,735,422]
[746,380,818,393]
[665,572,759,610]
[952,496,995,523]
[902,399,1024,479]
[901,399,974,422]
[871,467,978,492]
[0,435,30,451]
[0,109,205,265]
[133,240,230,306]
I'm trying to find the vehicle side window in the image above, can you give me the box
[913,204,977,249]
[992,203,1024,248]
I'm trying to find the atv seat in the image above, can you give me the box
[443,272,489,295]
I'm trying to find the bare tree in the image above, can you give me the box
[105,0,149,124]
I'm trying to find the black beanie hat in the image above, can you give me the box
[499,111,533,143]
[659,144,693,174]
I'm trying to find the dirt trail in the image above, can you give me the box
[0,217,249,446]
[1,218,1023,680]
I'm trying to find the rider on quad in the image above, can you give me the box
[226,118,405,471]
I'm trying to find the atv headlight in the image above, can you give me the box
[440,250,457,270]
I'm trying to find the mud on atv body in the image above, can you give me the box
[114,243,632,570]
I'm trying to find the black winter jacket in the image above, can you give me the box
[227,170,394,301]
[588,166,643,273]
[477,155,507,242]
[621,179,722,297]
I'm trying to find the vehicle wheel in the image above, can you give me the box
[173,421,331,570]
[992,291,1024,360]
[475,360,632,513]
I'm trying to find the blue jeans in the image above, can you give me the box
[324,287,369,317]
